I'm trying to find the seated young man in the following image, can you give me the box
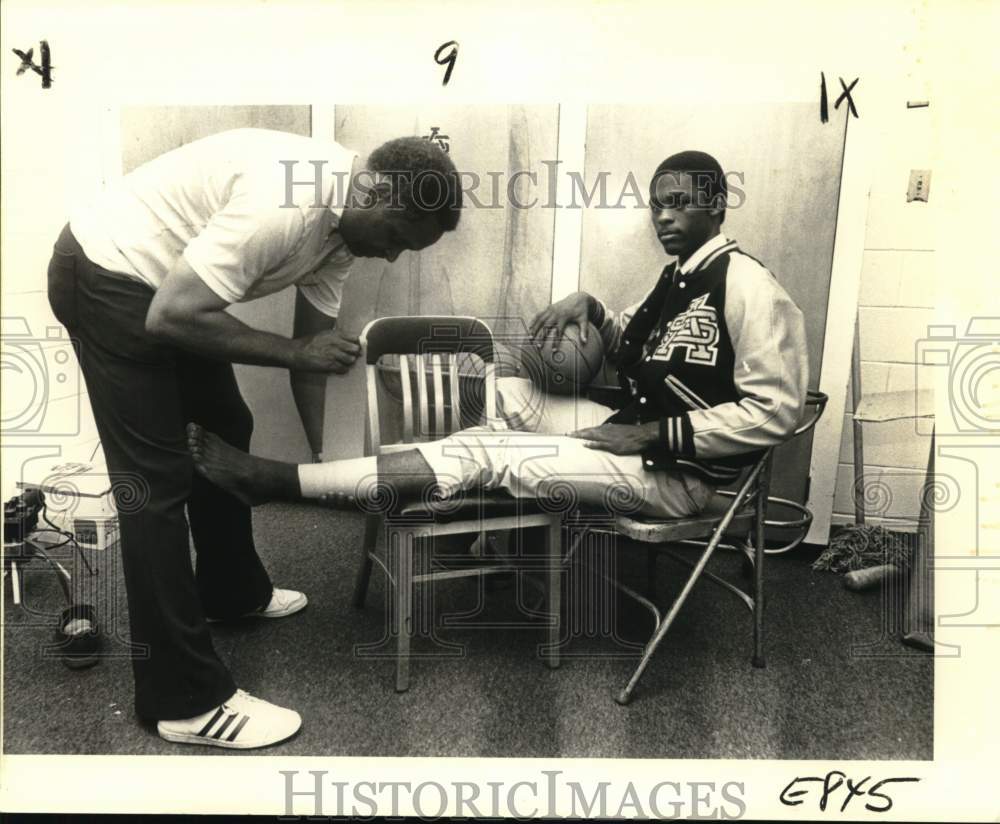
[187,151,809,520]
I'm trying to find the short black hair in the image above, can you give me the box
[651,150,727,223]
[368,137,463,231]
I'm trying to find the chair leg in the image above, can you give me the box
[545,519,562,670]
[645,548,658,598]
[9,561,22,606]
[615,528,727,706]
[394,530,414,693]
[353,513,379,609]
[752,471,769,669]
[752,532,765,668]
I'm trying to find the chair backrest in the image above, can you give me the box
[723,389,831,519]
[360,315,499,452]
[754,389,830,485]
[795,390,829,437]
[734,389,830,485]
[740,389,831,537]
[741,389,829,504]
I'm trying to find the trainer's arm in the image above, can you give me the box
[290,291,336,460]
[144,177,355,370]
[145,259,360,375]
[146,258,305,367]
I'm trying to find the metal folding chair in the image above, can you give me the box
[566,390,828,704]
[351,315,564,692]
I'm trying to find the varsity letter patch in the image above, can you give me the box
[652,294,720,366]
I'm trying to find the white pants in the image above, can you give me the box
[411,377,713,519]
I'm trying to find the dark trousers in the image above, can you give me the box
[47,224,273,721]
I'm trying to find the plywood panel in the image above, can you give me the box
[120,106,312,174]
[325,105,559,458]
[579,103,846,502]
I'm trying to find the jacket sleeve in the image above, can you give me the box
[590,290,652,363]
[661,260,809,458]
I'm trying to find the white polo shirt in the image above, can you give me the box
[70,128,358,318]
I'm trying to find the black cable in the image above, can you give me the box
[40,503,96,577]
[27,529,73,549]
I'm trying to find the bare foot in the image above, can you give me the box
[186,423,293,506]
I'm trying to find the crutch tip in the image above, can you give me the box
[752,655,766,669]
[614,689,632,706]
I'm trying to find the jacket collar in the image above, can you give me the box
[677,233,738,276]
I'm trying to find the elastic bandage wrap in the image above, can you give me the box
[297,456,380,500]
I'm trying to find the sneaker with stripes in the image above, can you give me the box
[156,689,301,749]
[205,588,308,623]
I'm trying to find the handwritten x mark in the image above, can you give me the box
[835,76,859,118]
[12,40,52,88]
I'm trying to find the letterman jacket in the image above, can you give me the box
[591,233,809,485]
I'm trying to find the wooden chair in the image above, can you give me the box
[351,316,564,692]
[565,390,828,704]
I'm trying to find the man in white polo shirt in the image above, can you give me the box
[47,128,462,748]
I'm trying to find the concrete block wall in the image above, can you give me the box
[832,102,936,531]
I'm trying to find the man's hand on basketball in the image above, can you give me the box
[295,328,362,373]
[570,422,659,455]
[529,291,593,346]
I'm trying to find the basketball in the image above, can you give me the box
[520,322,605,395]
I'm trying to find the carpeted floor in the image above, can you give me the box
[2,503,932,758]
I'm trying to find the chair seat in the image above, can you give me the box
[391,492,556,523]
[581,492,754,543]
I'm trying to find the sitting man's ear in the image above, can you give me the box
[708,193,726,221]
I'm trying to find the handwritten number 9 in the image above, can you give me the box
[435,41,458,86]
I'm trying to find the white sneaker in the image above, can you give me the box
[257,588,308,618]
[157,689,301,749]
[206,588,308,623]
